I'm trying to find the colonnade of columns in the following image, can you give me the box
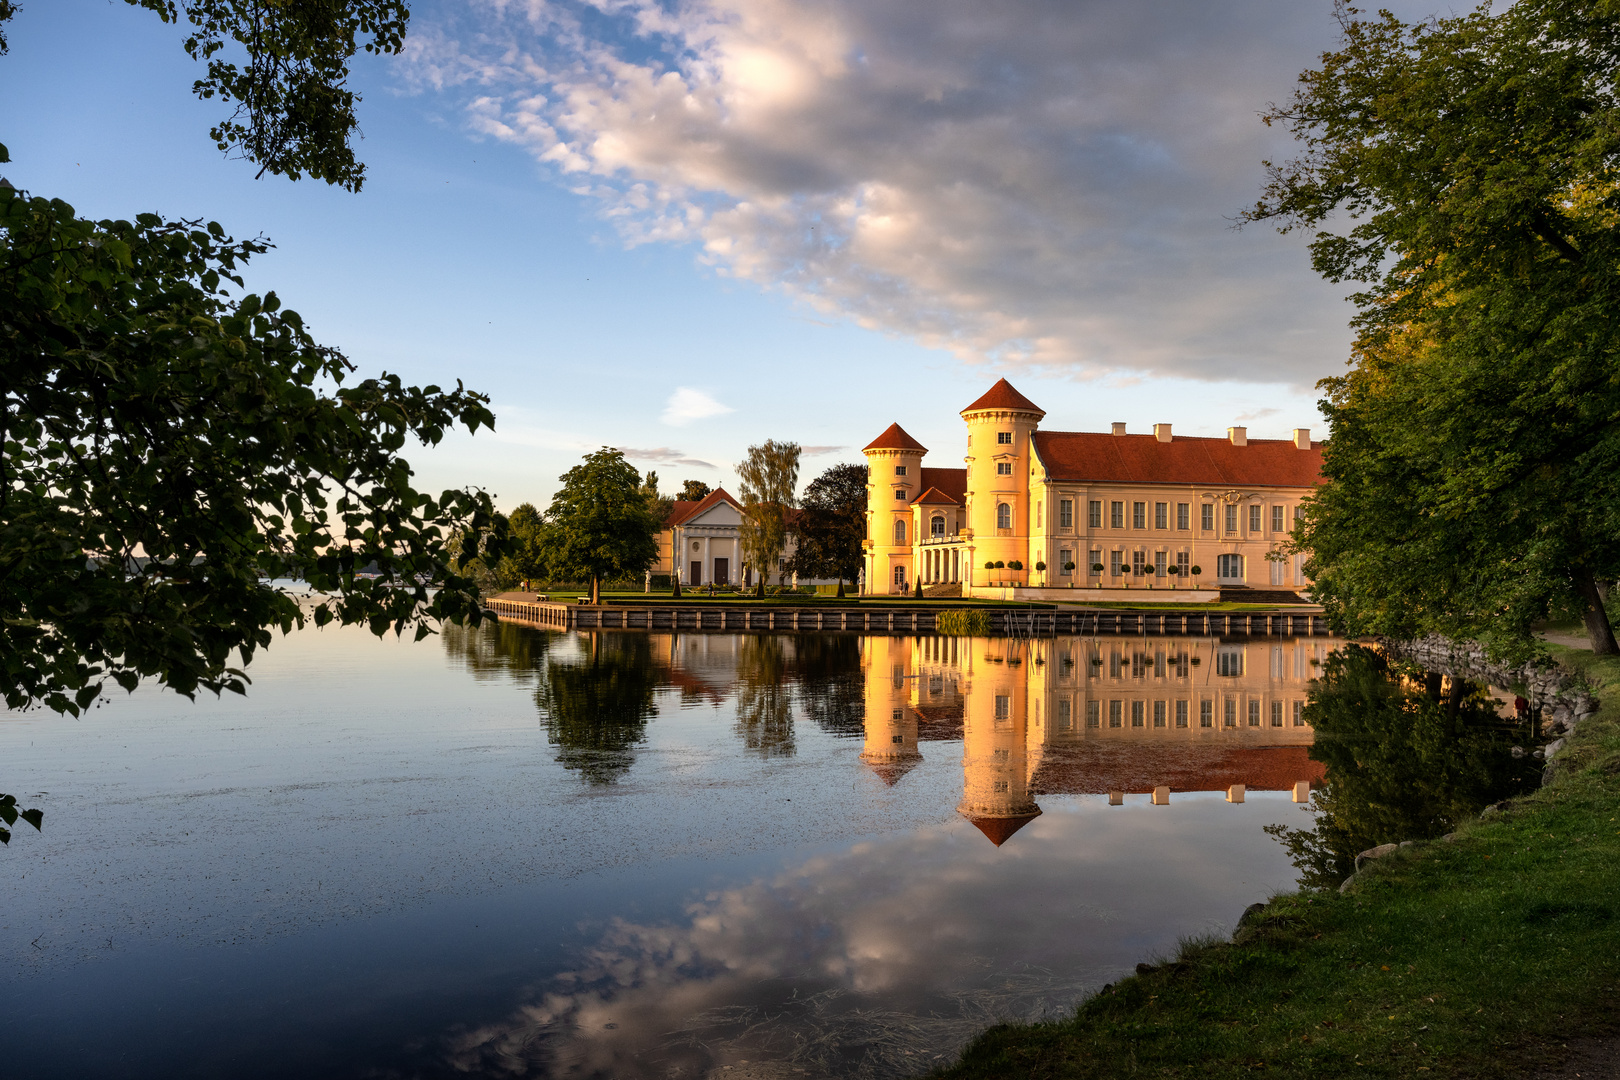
[920,546,964,584]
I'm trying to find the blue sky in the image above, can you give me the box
[2,0,1430,512]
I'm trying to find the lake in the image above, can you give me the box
[3,616,1346,1079]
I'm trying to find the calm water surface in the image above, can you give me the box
[3,618,1347,1079]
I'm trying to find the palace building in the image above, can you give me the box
[862,379,1325,600]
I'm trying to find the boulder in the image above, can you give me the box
[1355,843,1399,871]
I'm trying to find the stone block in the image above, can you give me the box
[1226,784,1245,803]
[1152,786,1170,805]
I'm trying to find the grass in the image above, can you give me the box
[526,590,1053,608]
[928,648,1620,1080]
[1060,600,1319,612]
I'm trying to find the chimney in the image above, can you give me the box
[1153,423,1172,443]
[1293,427,1311,449]
[1227,426,1248,447]
[1111,422,1127,436]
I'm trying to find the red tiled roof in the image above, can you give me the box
[961,378,1044,417]
[865,758,921,786]
[664,487,742,527]
[1032,432,1323,488]
[864,422,928,453]
[966,811,1042,847]
[1031,743,1325,796]
[912,487,959,506]
[916,467,966,504]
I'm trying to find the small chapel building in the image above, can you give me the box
[862,379,1325,601]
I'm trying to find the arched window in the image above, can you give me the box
[931,515,945,537]
[996,502,1011,529]
[894,518,907,544]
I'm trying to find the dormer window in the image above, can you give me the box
[894,489,906,500]
[894,465,908,476]
[997,431,1013,445]
[996,462,1013,475]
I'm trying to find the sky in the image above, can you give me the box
[2,0,1434,511]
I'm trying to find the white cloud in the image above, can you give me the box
[402,0,1370,385]
[618,445,718,468]
[660,386,735,426]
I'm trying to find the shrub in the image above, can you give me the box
[993,560,1006,569]
[1035,561,1047,571]
[1091,563,1105,573]
[1191,565,1203,575]
[936,609,992,635]
[984,560,996,570]
[1009,560,1023,571]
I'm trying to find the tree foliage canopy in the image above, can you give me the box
[1252,0,1620,658]
[537,448,661,604]
[125,0,410,191]
[736,439,799,593]
[1,183,504,733]
[791,462,867,586]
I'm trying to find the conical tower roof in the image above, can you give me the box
[965,810,1042,847]
[961,378,1044,418]
[863,422,928,453]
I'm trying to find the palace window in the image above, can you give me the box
[1272,505,1285,532]
[997,502,1012,529]
[1154,551,1167,577]
[1216,647,1244,676]
[996,461,1013,475]
[894,489,906,500]
[894,519,907,544]
[1293,701,1306,727]
[1109,700,1122,727]
[1059,499,1074,528]
[1058,700,1072,730]
[1089,500,1102,528]
[995,694,1010,720]
[1060,548,1072,575]
[892,734,904,744]
[1224,698,1237,727]
[1176,551,1190,577]
[1225,503,1239,533]
[893,565,907,588]
[1248,504,1262,532]
[1089,549,1102,576]
[1175,700,1189,728]
[1201,503,1215,530]
[1110,501,1125,528]
[1153,700,1166,728]
[1086,701,1100,728]
[1217,553,1243,580]
[1132,502,1146,529]
[997,431,1013,445]
[931,515,945,537]
[895,465,908,476]
[1177,502,1190,530]
[1110,550,1123,577]
[1200,700,1213,728]
[1132,550,1146,576]
[892,708,903,720]
[1131,701,1144,727]
[1154,502,1168,529]
[1248,700,1261,727]
[1271,701,1284,727]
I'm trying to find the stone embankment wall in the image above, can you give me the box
[1378,634,1599,738]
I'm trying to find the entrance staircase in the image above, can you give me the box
[1218,585,1311,605]
[924,582,962,598]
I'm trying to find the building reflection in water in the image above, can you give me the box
[861,633,1340,846]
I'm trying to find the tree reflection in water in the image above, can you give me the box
[536,633,664,784]
[734,635,796,757]
[441,618,550,682]
[793,634,866,739]
[1267,644,1540,889]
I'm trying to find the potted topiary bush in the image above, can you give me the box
[1035,560,1046,572]
[1009,560,1023,572]
[1190,564,1203,589]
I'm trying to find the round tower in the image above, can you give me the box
[862,422,928,595]
[957,639,1041,846]
[960,379,1045,584]
[859,636,922,784]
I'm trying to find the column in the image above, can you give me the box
[703,535,712,585]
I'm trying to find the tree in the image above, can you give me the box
[495,502,545,588]
[535,633,663,785]
[736,439,800,596]
[791,462,867,596]
[538,448,660,604]
[1,183,504,840]
[639,470,674,526]
[678,479,712,502]
[122,0,410,191]
[1248,0,1620,659]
